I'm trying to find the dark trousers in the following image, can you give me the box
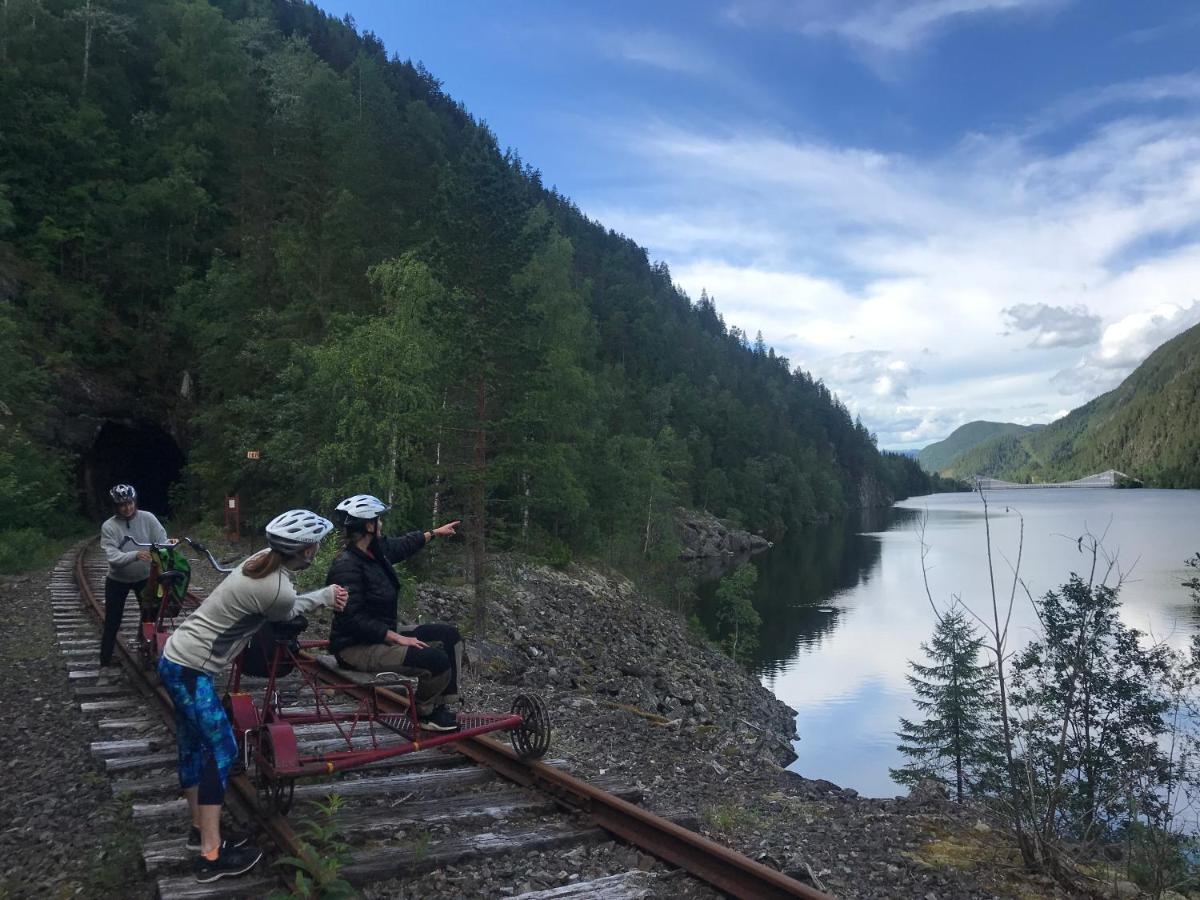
[401,623,463,699]
[337,623,464,713]
[100,577,147,665]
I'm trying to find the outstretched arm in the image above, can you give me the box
[383,521,460,562]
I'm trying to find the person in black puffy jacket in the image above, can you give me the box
[326,494,463,732]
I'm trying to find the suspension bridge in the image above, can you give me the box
[974,470,1141,490]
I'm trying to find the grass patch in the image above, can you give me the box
[80,795,145,898]
[602,701,672,725]
[703,803,762,833]
[0,528,83,575]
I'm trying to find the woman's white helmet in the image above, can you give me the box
[264,509,334,555]
[334,494,390,527]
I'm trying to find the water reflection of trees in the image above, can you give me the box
[698,508,911,676]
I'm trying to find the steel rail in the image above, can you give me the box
[339,671,833,900]
[75,538,831,899]
[71,539,308,891]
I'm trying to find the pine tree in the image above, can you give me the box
[892,603,994,802]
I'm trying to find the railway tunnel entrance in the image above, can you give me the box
[79,421,185,521]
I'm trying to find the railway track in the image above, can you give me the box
[61,539,830,899]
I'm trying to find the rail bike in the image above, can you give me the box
[177,543,550,813]
[223,622,552,814]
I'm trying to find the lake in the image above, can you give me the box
[698,489,1200,798]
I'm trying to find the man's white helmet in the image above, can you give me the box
[334,494,390,527]
[264,509,334,555]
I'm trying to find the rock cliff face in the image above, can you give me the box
[854,471,892,510]
[676,509,770,570]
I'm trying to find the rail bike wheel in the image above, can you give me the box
[509,693,551,760]
[137,623,156,671]
[254,724,297,814]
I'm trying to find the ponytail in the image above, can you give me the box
[242,548,287,580]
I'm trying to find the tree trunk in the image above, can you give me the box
[979,489,1034,867]
[642,486,654,557]
[431,390,446,525]
[470,376,488,640]
[386,425,398,507]
[520,469,530,545]
[81,0,93,99]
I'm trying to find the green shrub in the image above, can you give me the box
[0,527,62,574]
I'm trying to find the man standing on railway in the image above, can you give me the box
[98,483,167,667]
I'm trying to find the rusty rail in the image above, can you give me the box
[71,540,308,891]
[75,538,832,900]
[324,659,832,899]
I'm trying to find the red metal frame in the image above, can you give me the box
[136,548,201,670]
[228,638,525,784]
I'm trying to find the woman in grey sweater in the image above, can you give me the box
[158,509,348,883]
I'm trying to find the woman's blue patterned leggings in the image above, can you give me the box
[158,656,237,804]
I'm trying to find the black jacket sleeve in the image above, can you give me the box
[382,530,427,564]
[327,552,389,645]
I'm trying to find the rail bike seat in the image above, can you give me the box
[313,654,415,704]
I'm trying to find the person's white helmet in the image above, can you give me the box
[334,494,390,527]
[109,484,137,504]
[264,509,333,555]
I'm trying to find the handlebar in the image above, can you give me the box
[117,535,241,573]
[182,537,241,574]
[118,535,178,550]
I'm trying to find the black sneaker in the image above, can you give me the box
[193,842,263,883]
[187,825,251,851]
[420,705,460,732]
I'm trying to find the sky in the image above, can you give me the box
[317,0,1200,449]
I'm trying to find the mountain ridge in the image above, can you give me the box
[917,421,1043,474]
[942,321,1200,486]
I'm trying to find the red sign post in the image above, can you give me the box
[224,495,241,541]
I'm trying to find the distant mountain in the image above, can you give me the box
[944,321,1200,487]
[917,421,1042,474]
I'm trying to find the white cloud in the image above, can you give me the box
[722,0,1067,53]
[598,30,715,77]
[578,76,1200,448]
[1002,303,1102,348]
[825,350,922,401]
[1051,301,1200,395]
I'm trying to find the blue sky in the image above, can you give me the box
[318,0,1200,448]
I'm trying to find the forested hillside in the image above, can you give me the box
[943,321,1200,486]
[0,0,943,575]
[916,421,1040,474]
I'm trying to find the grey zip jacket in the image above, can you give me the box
[100,511,168,583]
[162,552,336,676]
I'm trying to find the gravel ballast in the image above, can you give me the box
[0,553,154,899]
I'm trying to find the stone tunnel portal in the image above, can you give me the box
[79,421,185,522]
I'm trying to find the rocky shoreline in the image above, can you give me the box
[383,551,1046,899]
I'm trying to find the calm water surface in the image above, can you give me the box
[701,489,1200,798]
